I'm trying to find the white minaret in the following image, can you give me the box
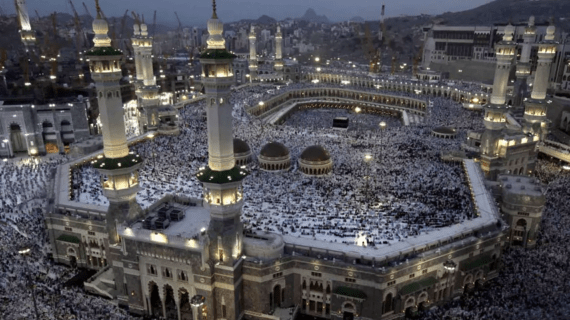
[517,16,536,78]
[490,24,516,106]
[131,18,144,84]
[531,23,557,100]
[86,1,143,244]
[248,25,258,81]
[198,1,247,318]
[480,24,516,179]
[274,24,283,78]
[523,22,557,140]
[132,15,160,131]
[513,17,537,107]
[15,0,35,47]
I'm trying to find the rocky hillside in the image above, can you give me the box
[435,0,570,31]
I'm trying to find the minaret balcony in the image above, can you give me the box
[103,185,141,200]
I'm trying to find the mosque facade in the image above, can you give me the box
[43,3,553,320]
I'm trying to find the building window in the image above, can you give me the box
[88,231,96,236]
[273,272,283,278]
[179,270,188,281]
[387,280,396,287]
[148,264,157,275]
[422,269,428,275]
[311,272,322,277]
[409,273,415,279]
[345,278,356,283]
[64,227,73,232]
[163,267,172,278]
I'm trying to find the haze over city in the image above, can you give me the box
[6,0,494,25]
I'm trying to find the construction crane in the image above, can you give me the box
[82,2,92,18]
[358,23,378,75]
[174,11,183,51]
[49,12,59,80]
[118,9,129,52]
[413,43,423,77]
[151,10,157,37]
[34,9,41,22]
[68,1,84,57]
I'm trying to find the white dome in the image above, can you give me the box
[92,17,108,35]
[545,24,556,41]
[503,24,515,42]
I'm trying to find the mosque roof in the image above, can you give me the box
[260,141,289,158]
[234,138,251,154]
[433,127,456,135]
[300,145,331,162]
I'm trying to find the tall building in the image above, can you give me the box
[132,17,160,132]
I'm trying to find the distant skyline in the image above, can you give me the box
[9,0,494,27]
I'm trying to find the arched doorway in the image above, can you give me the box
[179,288,193,320]
[42,121,59,153]
[67,247,77,268]
[10,124,27,153]
[60,120,74,151]
[342,302,356,320]
[383,293,394,313]
[273,284,281,308]
[513,219,527,246]
[149,282,162,318]
[164,284,178,320]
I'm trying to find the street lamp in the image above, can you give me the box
[354,107,361,113]
[190,294,206,320]
[364,154,373,202]
[443,260,457,299]
[18,246,40,320]
[378,121,387,163]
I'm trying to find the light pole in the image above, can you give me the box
[18,247,40,320]
[151,152,158,179]
[378,121,387,163]
[364,154,373,203]
[190,294,205,320]
[443,260,457,300]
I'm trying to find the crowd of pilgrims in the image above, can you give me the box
[71,84,482,245]
[1,82,568,319]
[0,157,138,319]
[418,157,570,320]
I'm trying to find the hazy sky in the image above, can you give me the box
[12,0,494,27]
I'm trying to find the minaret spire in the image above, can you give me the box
[94,0,102,19]
[212,0,218,19]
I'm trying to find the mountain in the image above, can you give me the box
[349,16,365,23]
[299,8,330,24]
[256,15,277,25]
[433,0,570,31]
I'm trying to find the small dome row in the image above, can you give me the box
[233,139,333,176]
